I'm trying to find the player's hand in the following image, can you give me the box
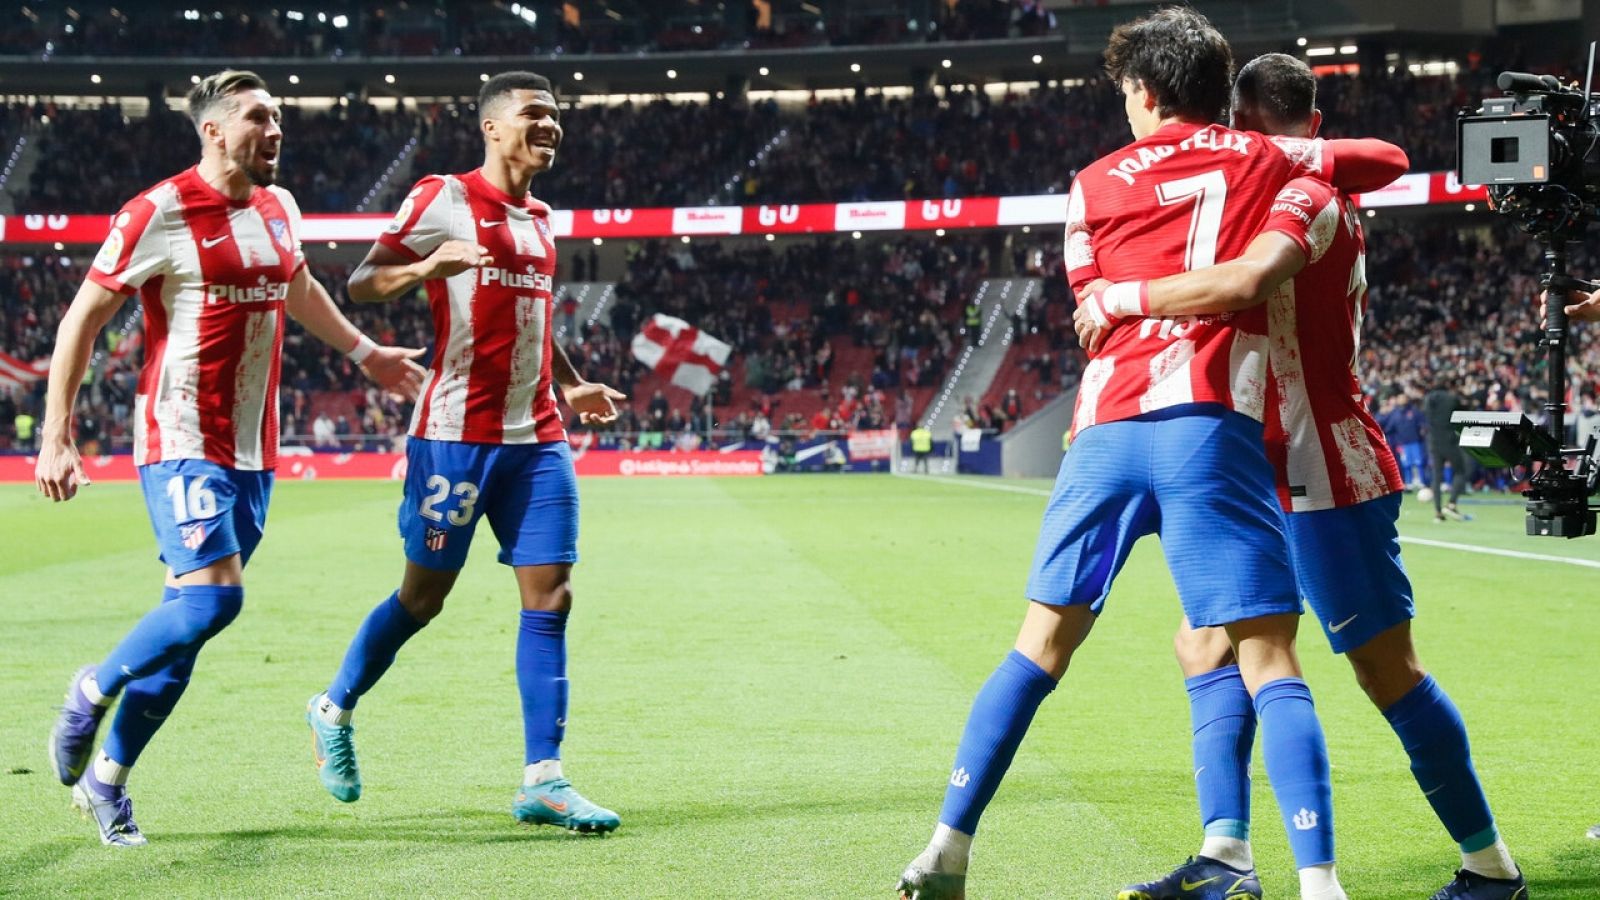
[1074,277,1113,303]
[360,346,427,401]
[563,381,626,426]
[35,435,89,502]
[417,241,493,280]
[1541,288,1600,322]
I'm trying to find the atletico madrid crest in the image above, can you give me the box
[424,526,448,552]
[180,521,208,550]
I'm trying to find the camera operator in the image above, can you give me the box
[1542,286,1600,322]
[1424,379,1471,521]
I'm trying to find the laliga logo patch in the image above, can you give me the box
[94,228,124,273]
[1278,188,1314,207]
[385,197,415,234]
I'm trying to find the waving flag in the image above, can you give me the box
[630,314,731,396]
[0,351,48,392]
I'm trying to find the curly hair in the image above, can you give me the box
[1103,7,1233,123]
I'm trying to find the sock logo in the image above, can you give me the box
[1292,807,1319,831]
[948,767,970,788]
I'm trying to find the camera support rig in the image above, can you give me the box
[1454,63,1600,537]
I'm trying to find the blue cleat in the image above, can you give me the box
[305,693,361,802]
[512,779,619,833]
[1117,856,1262,900]
[71,780,147,847]
[1429,869,1528,900]
[896,865,965,900]
[48,665,106,786]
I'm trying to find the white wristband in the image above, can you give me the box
[346,335,378,364]
[1101,281,1149,318]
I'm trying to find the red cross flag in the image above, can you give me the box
[630,314,731,396]
[0,351,48,393]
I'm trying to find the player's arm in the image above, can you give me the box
[1074,233,1307,352]
[1321,138,1409,194]
[284,264,425,400]
[549,338,625,426]
[35,281,127,501]
[346,240,493,303]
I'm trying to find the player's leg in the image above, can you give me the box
[1121,621,1261,900]
[308,438,486,802]
[900,421,1155,899]
[1443,447,1470,520]
[54,462,263,846]
[491,442,617,832]
[1154,410,1341,899]
[1428,442,1449,520]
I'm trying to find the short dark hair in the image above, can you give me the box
[1103,6,1233,123]
[186,69,268,133]
[479,71,555,118]
[1234,53,1316,128]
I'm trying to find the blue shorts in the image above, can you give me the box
[1286,492,1414,653]
[138,459,274,577]
[399,438,578,571]
[1025,407,1300,628]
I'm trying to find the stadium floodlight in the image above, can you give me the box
[667,69,678,79]
[288,74,300,84]
[384,74,396,84]
[758,66,769,76]
[332,14,349,28]
[592,238,603,246]
[850,63,861,73]
[1031,54,1042,64]
[1306,47,1337,57]
[941,59,951,69]
[89,74,100,84]
[1296,36,1307,46]
[1340,44,1358,54]
[573,72,584,81]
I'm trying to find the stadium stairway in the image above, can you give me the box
[0,129,40,214]
[555,281,616,342]
[919,278,1042,438]
[356,129,424,213]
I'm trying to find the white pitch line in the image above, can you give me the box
[1396,536,1600,569]
[897,473,1600,569]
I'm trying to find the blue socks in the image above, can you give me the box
[103,587,199,767]
[937,650,1058,835]
[1383,675,1498,851]
[1187,665,1255,840]
[96,584,243,697]
[327,591,426,710]
[518,610,569,763]
[1254,677,1335,868]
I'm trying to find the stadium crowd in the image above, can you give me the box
[3,65,1496,218]
[2,218,1595,461]
[0,1,1056,59]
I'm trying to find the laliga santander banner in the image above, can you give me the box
[0,449,764,482]
[0,173,1488,245]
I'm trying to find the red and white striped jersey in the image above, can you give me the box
[379,170,564,445]
[1065,122,1337,436]
[1257,177,1404,512]
[88,166,306,471]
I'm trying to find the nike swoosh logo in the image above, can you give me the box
[120,665,135,677]
[1328,614,1358,633]
[540,797,569,813]
[1181,876,1223,891]
[141,710,168,721]
[478,219,503,228]
[1194,766,1206,778]
[200,235,228,248]
[1423,784,1445,797]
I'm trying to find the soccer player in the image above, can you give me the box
[303,71,627,833]
[1076,53,1526,900]
[38,70,424,847]
[896,11,1409,899]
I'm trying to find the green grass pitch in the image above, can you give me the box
[1,474,1596,897]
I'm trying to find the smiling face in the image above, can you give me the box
[482,88,563,175]
[209,87,283,187]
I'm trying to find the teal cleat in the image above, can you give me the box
[305,693,361,803]
[512,779,620,833]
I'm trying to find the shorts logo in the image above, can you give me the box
[180,521,208,550]
[424,526,448,552]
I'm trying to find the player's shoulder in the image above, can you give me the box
[523,194,552,216]
[1270,176,1338,213]
[261,184,303,216]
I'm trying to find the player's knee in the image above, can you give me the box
[523,579,572,613]
[1173,625,1233,677]
[179,585,244,642]
[397,589,446,623]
